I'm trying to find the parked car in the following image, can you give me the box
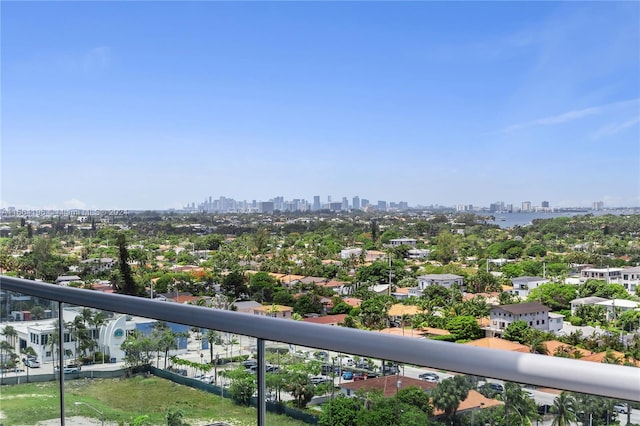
[418,372,439,382]
[310,376,332,386]
[614,403,629,414]
[383,364,398,375]
[342,371,354,380]
[66,363,82,371]
[366,372,379,379]
[241,359,257,368]
[54,366,79,374]
[488,383,504,393]
[353,372,366,381]
[24,358,40,368]
[265,365,279,373]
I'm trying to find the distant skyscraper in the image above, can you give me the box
[342,197,349,210]
[592,201,604,211]
[522,201,532,212]
[541,201,550,208]
[259,202,274,213]
[377,200,387,211]
[361,198,369,208]
[352,196,360,210]
[329,202,342,211]
[313,196,320,211]
[328,195,332,203]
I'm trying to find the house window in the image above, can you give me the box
[46,351,51,357]
[529,322,533,326]
[536,320,540,325]
[542,320,545,324]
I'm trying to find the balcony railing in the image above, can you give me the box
[2,275,639,425]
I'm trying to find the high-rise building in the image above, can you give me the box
[361,199,369,208]
[592,201,604,211]
[342,197,349,210]
[541,201,550,208]
[329,202,342,211]
[313,196,320,211]
[521,201,532,212]
[259,202,274,213]
[352,196,360,210]
[377,200,387,211]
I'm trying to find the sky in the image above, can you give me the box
[2,1,639,210]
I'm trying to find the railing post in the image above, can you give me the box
[58,301,65,425]
[257,338,266,426]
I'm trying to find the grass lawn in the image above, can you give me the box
[0,376,311,426]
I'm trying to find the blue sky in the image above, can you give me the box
[2,1,639,210]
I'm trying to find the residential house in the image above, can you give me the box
[339,375,436,398]
[488,302,552,336]
[409,274,464,297]
[79,257,116,274]
[302,314,347,326]
[464,337,531,353]
[407,249,430,259]
[387,304,422,327]
[570,297,609,315]
[580,267,624,283]
[620,266,640,293]
[510,276,549,299]
[389,238,417,247]
[340,248,363,259]
[55,275,83,286]
[595,299,640,321]
[252,304,293,319]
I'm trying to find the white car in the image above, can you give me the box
[614,403,629,414]
[24,359,40,368]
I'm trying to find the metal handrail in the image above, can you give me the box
[1,276,639,402]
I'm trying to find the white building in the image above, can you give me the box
[594,299,640,321]
[580,267,624,283]
[619,267,640,294]
[6,307,188,364]
[340,248,363,260]
[389,238,417,247]
[489,302,552,335]
[409,274,464,297]
[510,276,549,299]
[407,249,430,259]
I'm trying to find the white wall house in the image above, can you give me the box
[510,276,549,299]
[489,302,551,335]
[8,308,188,364]
[409,274,464,297]
[580,267,624,283]
[619,267,640,294]
[340,248,362,259]
[595,299,640,321]
[389,238,417,247]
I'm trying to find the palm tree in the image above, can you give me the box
[551,392,578,426]
[529,336,549,355]
[500,382,541,426]
[431,376,471,425]
[2,325,18,350]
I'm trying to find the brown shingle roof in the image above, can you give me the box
[303,314,347,325]
[340,375,436,397]
[464,337,530,353]
[496,302,550,315]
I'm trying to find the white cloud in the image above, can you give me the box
[499,98,639,133]
[590,116,640,140]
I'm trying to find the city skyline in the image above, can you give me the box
[2,2,639,210]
